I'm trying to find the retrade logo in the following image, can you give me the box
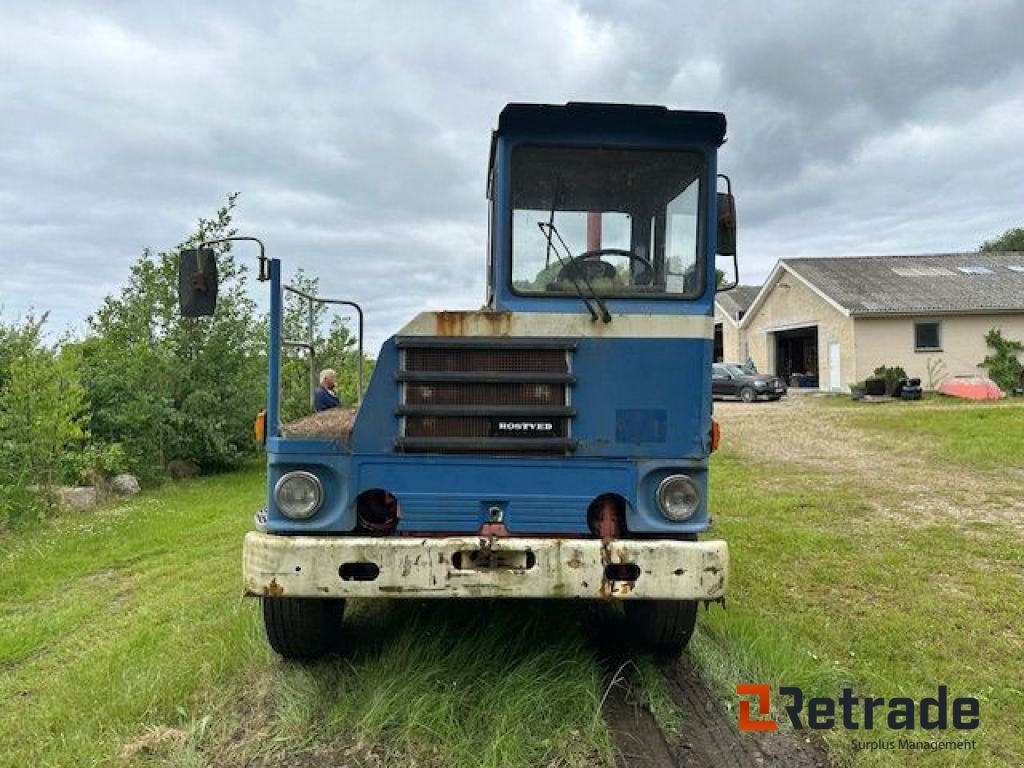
[737,684,778,732]
[736,684,980,733]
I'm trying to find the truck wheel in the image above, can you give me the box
[262,597,345,659]
[624,600,698,654]
[739,386,756,403]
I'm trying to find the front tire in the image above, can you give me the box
[624,599,698,654]
[739,386,756,403]
[262,597,345,659]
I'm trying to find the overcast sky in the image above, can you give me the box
[2,1,1023,349]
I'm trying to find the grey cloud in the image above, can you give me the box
[1,1,1023,349]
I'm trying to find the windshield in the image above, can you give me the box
[511,145,705,298]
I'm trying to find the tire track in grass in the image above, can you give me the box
[658,657,830,768]
[596,610,832,767]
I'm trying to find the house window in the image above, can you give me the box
[914,321,941,352]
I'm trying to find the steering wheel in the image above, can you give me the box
[555,248,655,286]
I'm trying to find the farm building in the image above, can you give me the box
[712,285,759,365]
[715,252,1024,391]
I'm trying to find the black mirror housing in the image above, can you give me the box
[716,189,739,291]
[716,192,737,257]
[178,248,219,317]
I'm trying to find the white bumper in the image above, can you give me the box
[243,532,728,600]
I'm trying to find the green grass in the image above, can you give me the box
[837,400,1024,471]
[0,470,614,768]
[694,448,1024,767]
[4,401,1024,766]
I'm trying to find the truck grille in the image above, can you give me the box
[395,338,577,454]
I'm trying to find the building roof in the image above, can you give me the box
[782,252,1024,316]
[715,285,761,323]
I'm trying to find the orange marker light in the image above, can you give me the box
[254,409,267,446]
[711,418,721,452]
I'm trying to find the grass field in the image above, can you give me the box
[696,398,1024,767]
[0,470,614,768]
[823,396,1024,470]
[2,399,1022,766]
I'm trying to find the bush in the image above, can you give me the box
[980,328,1023,393]
[57,442,129,487]
[926,357,949,390]
[872,365,907,396]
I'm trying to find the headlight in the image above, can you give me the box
[753,380,767,388]
[274,471,323,520]
[656,475,701,521]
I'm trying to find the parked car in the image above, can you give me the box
[712,363,787,402]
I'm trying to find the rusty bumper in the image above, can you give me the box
[243,531,728,600]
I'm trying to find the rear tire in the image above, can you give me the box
[739,387,756,403]
[624,599,698,654]
[262,597,345,659]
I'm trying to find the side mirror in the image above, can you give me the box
[178,248,219,317]
[716,192,737,257]
[716,178,739,291]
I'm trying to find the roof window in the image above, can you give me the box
[890,266,953,277]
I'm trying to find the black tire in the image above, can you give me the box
[739,386,756,403]
[624,600,698,654]
[262,596,345,659]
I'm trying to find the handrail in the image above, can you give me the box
[283,285,366,407]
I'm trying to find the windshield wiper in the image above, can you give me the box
[537,221,612,323]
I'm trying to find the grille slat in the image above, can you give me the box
[406,382,563,407]
[396,339,575,455]
[406,347,567,374]
[398,405,575,417]
[397,371,574,384]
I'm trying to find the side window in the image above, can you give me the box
[663,179,700,293]
[914,321,941,352]
[712,364,727,380]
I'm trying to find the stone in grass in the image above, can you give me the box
[166,459,201,480]
[109,473,141,497]
[58,486,98,512]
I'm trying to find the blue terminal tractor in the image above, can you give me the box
[180,103,737,658]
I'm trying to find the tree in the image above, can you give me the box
[979,227,1024,252]
[0,317,87,524]
[0,312,47,390]
[83,194,265,475]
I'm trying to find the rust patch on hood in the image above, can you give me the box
[433,311,514,337]
[263,579,285,597]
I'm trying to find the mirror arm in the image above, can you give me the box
[199,236,270,281]
[718,251,740,292]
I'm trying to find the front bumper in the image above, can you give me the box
[243,531,728,600]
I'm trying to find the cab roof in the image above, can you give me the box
[496,102,727,146]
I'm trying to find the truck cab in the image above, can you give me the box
[192,103,733,658]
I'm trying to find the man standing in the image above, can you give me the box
[314,368,341,411]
